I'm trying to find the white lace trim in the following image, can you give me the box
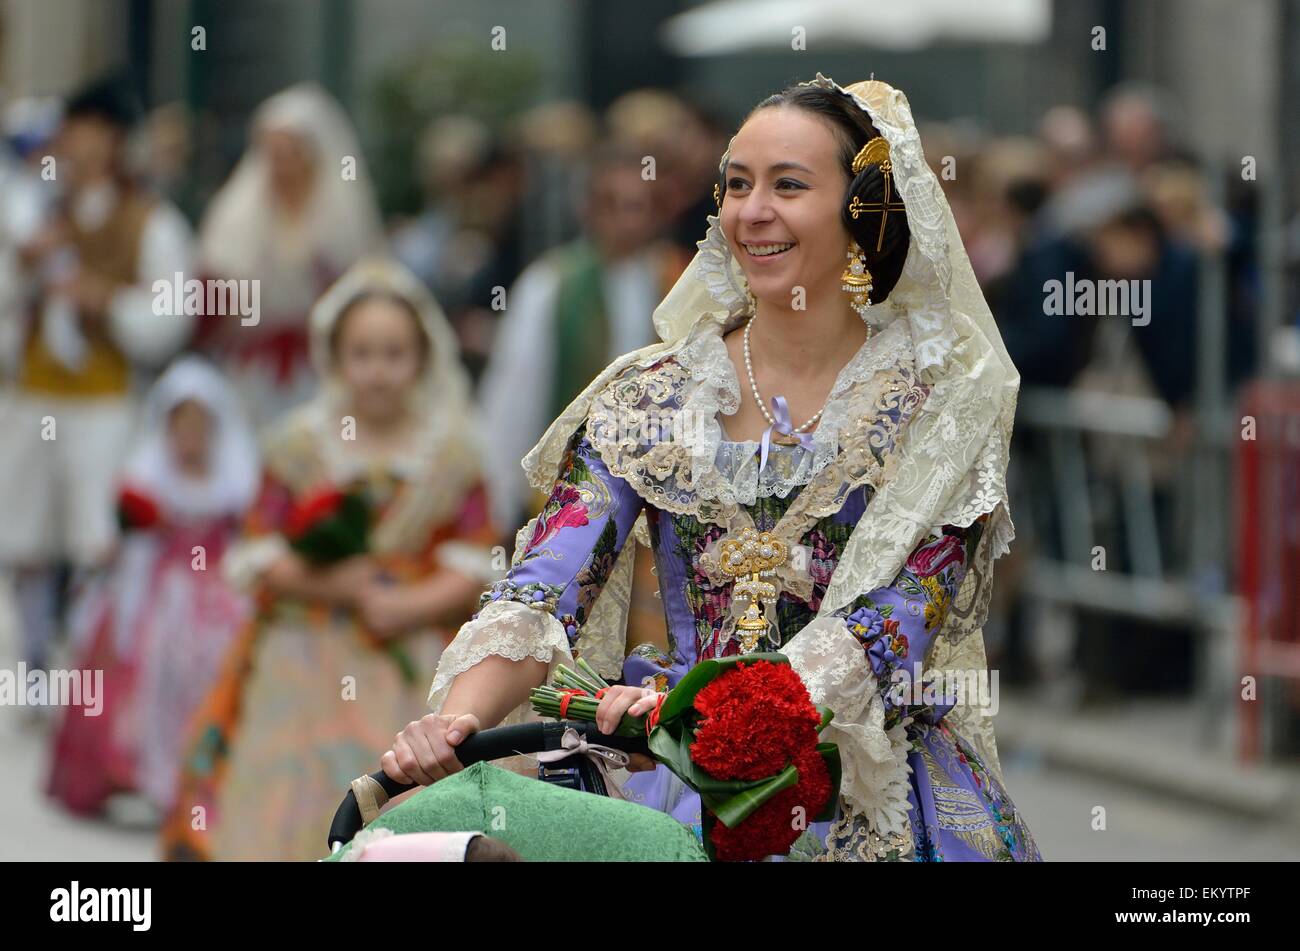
[676,315,915,504]
[586,314,916,512]
[426,599,571,713]
[781,615,914,836]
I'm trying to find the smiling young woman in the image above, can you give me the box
[382,74,1039,862]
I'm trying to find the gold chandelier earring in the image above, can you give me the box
[841,134,904,321]
[841,240,873,318]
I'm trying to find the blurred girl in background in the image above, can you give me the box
[163,259,496,861]
[46,355,258,818]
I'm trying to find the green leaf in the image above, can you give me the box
[645,725,715,787]
[710,651,789,670]
[816,705,835,733]
[710,763,799,828]
[813,742,843,823]
[655,660,720,723]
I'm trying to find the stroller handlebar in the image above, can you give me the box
[327,720,651,850]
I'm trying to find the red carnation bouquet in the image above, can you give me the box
[116,484,161,532]
[531,653,841,861]
[285,486,371,564]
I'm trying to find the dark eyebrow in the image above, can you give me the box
[725,160,815,176]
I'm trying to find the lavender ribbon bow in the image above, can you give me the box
[759,395,816,473]
[534,727,631,800]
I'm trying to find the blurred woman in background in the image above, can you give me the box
[195,83,385,428]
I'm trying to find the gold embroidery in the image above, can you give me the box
[815,801,914,862]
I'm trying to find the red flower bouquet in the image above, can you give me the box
[531,654,841,861]
[283,485,416,684]
[285,486,371,564]
[116,485,161,532]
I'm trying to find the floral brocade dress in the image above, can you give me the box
[474,317,1042,862]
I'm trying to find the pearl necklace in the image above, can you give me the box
[742,312,871,434]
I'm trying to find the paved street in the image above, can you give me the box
[0,706,157,861]
[1000,748,1300,861]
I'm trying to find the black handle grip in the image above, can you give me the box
[327,720,650,850]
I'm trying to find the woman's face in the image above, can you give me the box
[720,106,852,307]
[333,297,425,423]
[167,399,214,476]
[260,127,316,206]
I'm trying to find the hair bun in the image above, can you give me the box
[844,160,910,303]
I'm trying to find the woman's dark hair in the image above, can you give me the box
[729,84,911,305]
[328,289,431,369]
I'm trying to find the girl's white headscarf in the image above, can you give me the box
[110,356,259,654]
[121,354,260,520]
[297,257,486,557]
[305,256,477,433]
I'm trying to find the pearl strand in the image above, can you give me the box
[743,314,821,433]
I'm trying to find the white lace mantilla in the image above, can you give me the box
[782,616,914,835]
[586,313,916,513]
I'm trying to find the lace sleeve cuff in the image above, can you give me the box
[780,615,914,836]
[426,598,576,738]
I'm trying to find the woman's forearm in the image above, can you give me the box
[405,569,484,628]
[440,654,550,730]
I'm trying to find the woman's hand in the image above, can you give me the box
[594,684,662,734]
[355,581,423,638]
[381,712,482,786]
[261,551,379,608]
[325,555,381,602]
[594,685,661,772]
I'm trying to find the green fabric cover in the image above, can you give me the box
[323,762,707,862]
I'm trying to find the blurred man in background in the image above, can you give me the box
[0,74,193,677]
[479,141,688,535]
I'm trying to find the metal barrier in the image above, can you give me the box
[1009,384,1240,743]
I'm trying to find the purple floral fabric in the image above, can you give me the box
[485,423,1041,860]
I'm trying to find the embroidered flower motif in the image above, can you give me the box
[920,575,952,631]
[575,550,617,614]
[526,484,588,553]
[807,530,837,586]
[690,525,726,590]
[847,605,885,642]
[906,532,965,577]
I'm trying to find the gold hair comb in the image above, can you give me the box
[848,136,904,252]
[852,136,891,175]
